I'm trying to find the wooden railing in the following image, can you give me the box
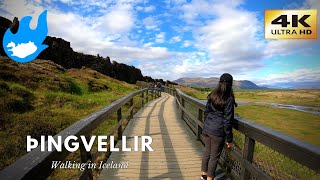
[164,87,320,180]
[0,88,161,180]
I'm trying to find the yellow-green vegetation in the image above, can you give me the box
[177,85,320,146]
[235,105,320,146]
[0,57,139,177]
[179,86,320,108]
[175,85,209,99]
[235,90,320,107]
[178,85,320,179]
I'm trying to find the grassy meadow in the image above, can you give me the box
[0,57,141,179]
[176,85,320,146]
[177,85,320,179]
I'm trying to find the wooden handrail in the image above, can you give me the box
[164,86,320,179]
[0,88,161,180]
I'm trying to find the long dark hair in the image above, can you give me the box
[208,79,234,110]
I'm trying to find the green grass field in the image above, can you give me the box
[235,90,320,107]
[0,58,141,179]
[177,85,320,179]
[235,104,320,146]
[176,85,320,146]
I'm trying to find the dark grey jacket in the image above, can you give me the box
[203,97,234,143]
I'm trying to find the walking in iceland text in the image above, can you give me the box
[51,160,129,171]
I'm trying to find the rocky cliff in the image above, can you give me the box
[0,17,14,56]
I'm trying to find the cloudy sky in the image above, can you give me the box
[0,0,319,87]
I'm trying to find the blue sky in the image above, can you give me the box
[0,0,319,87]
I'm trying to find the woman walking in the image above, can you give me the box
[200,73,235,180]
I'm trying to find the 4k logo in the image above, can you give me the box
[265,10,317,39]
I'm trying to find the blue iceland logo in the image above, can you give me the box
[3,10,48,63]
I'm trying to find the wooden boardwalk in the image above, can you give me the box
[99,93,228,180]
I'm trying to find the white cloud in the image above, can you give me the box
[170,36,181,43]
[105,46,171,62]
[136,5,156,12]
[170,58,262,80]
[136,6,143,11]
[144,5,156,12]
[165,0,187,5]
[155,32,166,43]
[97,5,135,34]
[164,0,187,9]
[181,40,192,47]
[142,16,161,30]
[264,40,316,57]
[138,50,262,81]
[263,69,320,84]
[140,0,266,81]
[0,0,172,64]
[55,0,112,9]
[59,0,72,4]
[181,0,244,23]
[143,42,154,47]
[177,0,319,82]
[191,0,264,76]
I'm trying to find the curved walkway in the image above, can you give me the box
[99,93,228,179]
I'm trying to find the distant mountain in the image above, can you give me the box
[174,77,267,90]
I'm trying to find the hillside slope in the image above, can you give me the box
[0,57,138,170]
[175,77,265,89]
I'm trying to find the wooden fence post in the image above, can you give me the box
[240,136,255,180]
[141,92,144,107]
[146,90,149,102]
[79,135,93,180]
[117,108,122,140]
[130,98,134,119]
[197,109,203,141]
[181,98,185,120]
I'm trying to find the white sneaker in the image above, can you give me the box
[200,175,207,180]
